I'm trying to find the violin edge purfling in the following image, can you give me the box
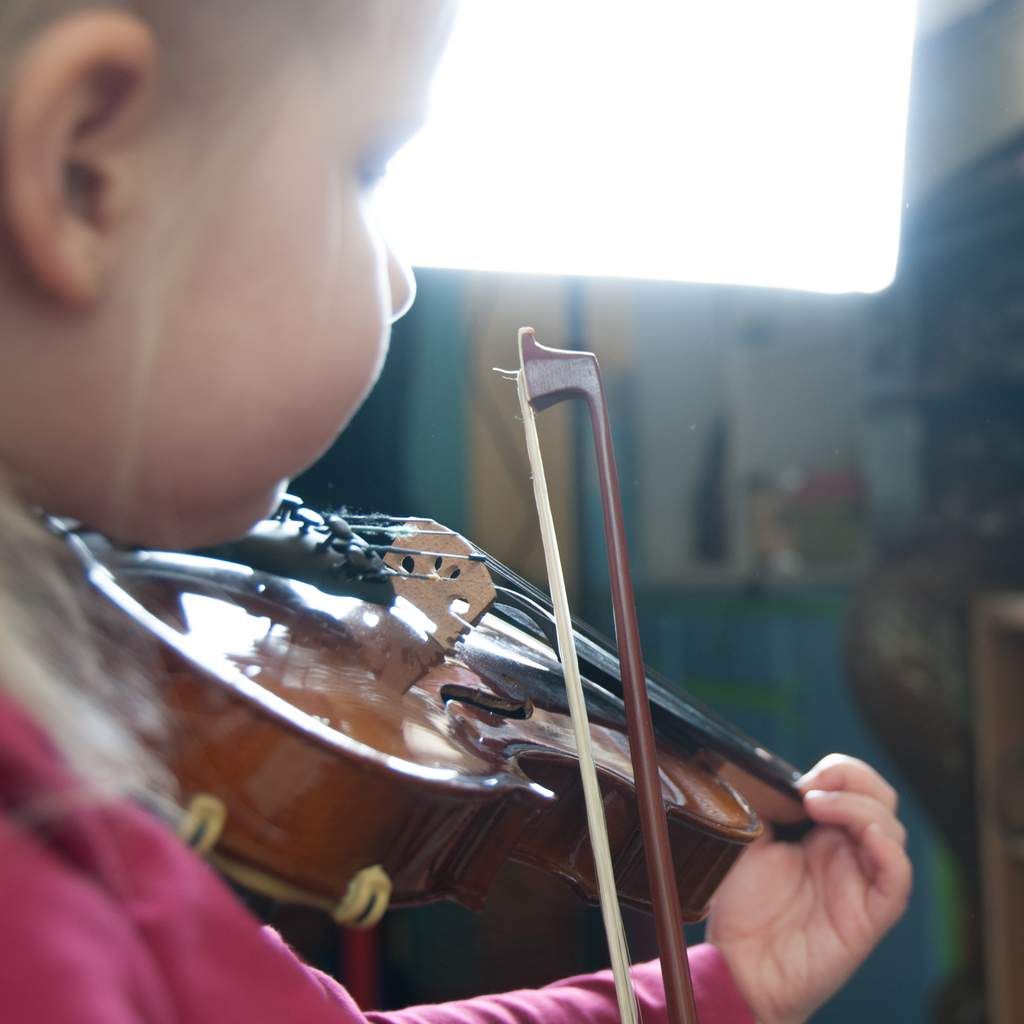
[49,487,791,944]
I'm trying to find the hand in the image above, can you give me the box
[706,754,912,1024]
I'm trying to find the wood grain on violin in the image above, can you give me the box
[57,501,798,928]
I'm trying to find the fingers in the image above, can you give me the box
[861,821,913,929]
[803,788,907,847]
[804,773,913,938]
[799,753,899,814]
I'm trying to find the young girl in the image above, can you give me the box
[0,3,911,1022]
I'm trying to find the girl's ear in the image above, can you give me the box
[1,10,157,308]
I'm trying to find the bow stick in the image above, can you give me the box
[512,327,700,1024]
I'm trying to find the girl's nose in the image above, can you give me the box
[387,246,416,323]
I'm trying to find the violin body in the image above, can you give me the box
[75,505,762,926]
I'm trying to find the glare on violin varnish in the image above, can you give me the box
[50,487,774,985]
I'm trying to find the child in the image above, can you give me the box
[0,3,910,1022]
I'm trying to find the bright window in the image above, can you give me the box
[375,2,919,294]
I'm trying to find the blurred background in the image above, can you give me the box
[274,2,1024,1021]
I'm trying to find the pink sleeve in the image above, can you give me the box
[281,932,754,1024]
[0,815,169,1023]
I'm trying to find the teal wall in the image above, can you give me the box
[629,585,951,1024]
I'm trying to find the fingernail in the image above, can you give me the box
[804,789,829,802]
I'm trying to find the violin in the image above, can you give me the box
[58,493,803,928]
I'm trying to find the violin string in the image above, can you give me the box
[513,361,640,1024]
[344,504,795,792]
[375,568,462,584]
[348,526,460,538]
[479,552,623,657]
[342,564,465,584]
[447,610,473,632]
[358,544,487,563]
[373,516,584,628]
[478,541,799,794]
[340,515,438,526]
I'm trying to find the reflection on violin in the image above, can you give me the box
[56,495,801,929]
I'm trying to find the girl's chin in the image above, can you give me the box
[174,483,287,549]
[97,481,288,551]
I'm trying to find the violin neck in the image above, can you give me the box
[482,550,804,808]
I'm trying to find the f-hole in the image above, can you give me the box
[441,683,533,720]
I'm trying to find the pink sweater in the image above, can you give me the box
[0,695,753,1024]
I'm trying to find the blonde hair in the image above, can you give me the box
[0,470,168,800]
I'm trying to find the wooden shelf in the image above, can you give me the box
[973,594,1024,1023]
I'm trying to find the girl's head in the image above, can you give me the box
[0,1,453,547]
